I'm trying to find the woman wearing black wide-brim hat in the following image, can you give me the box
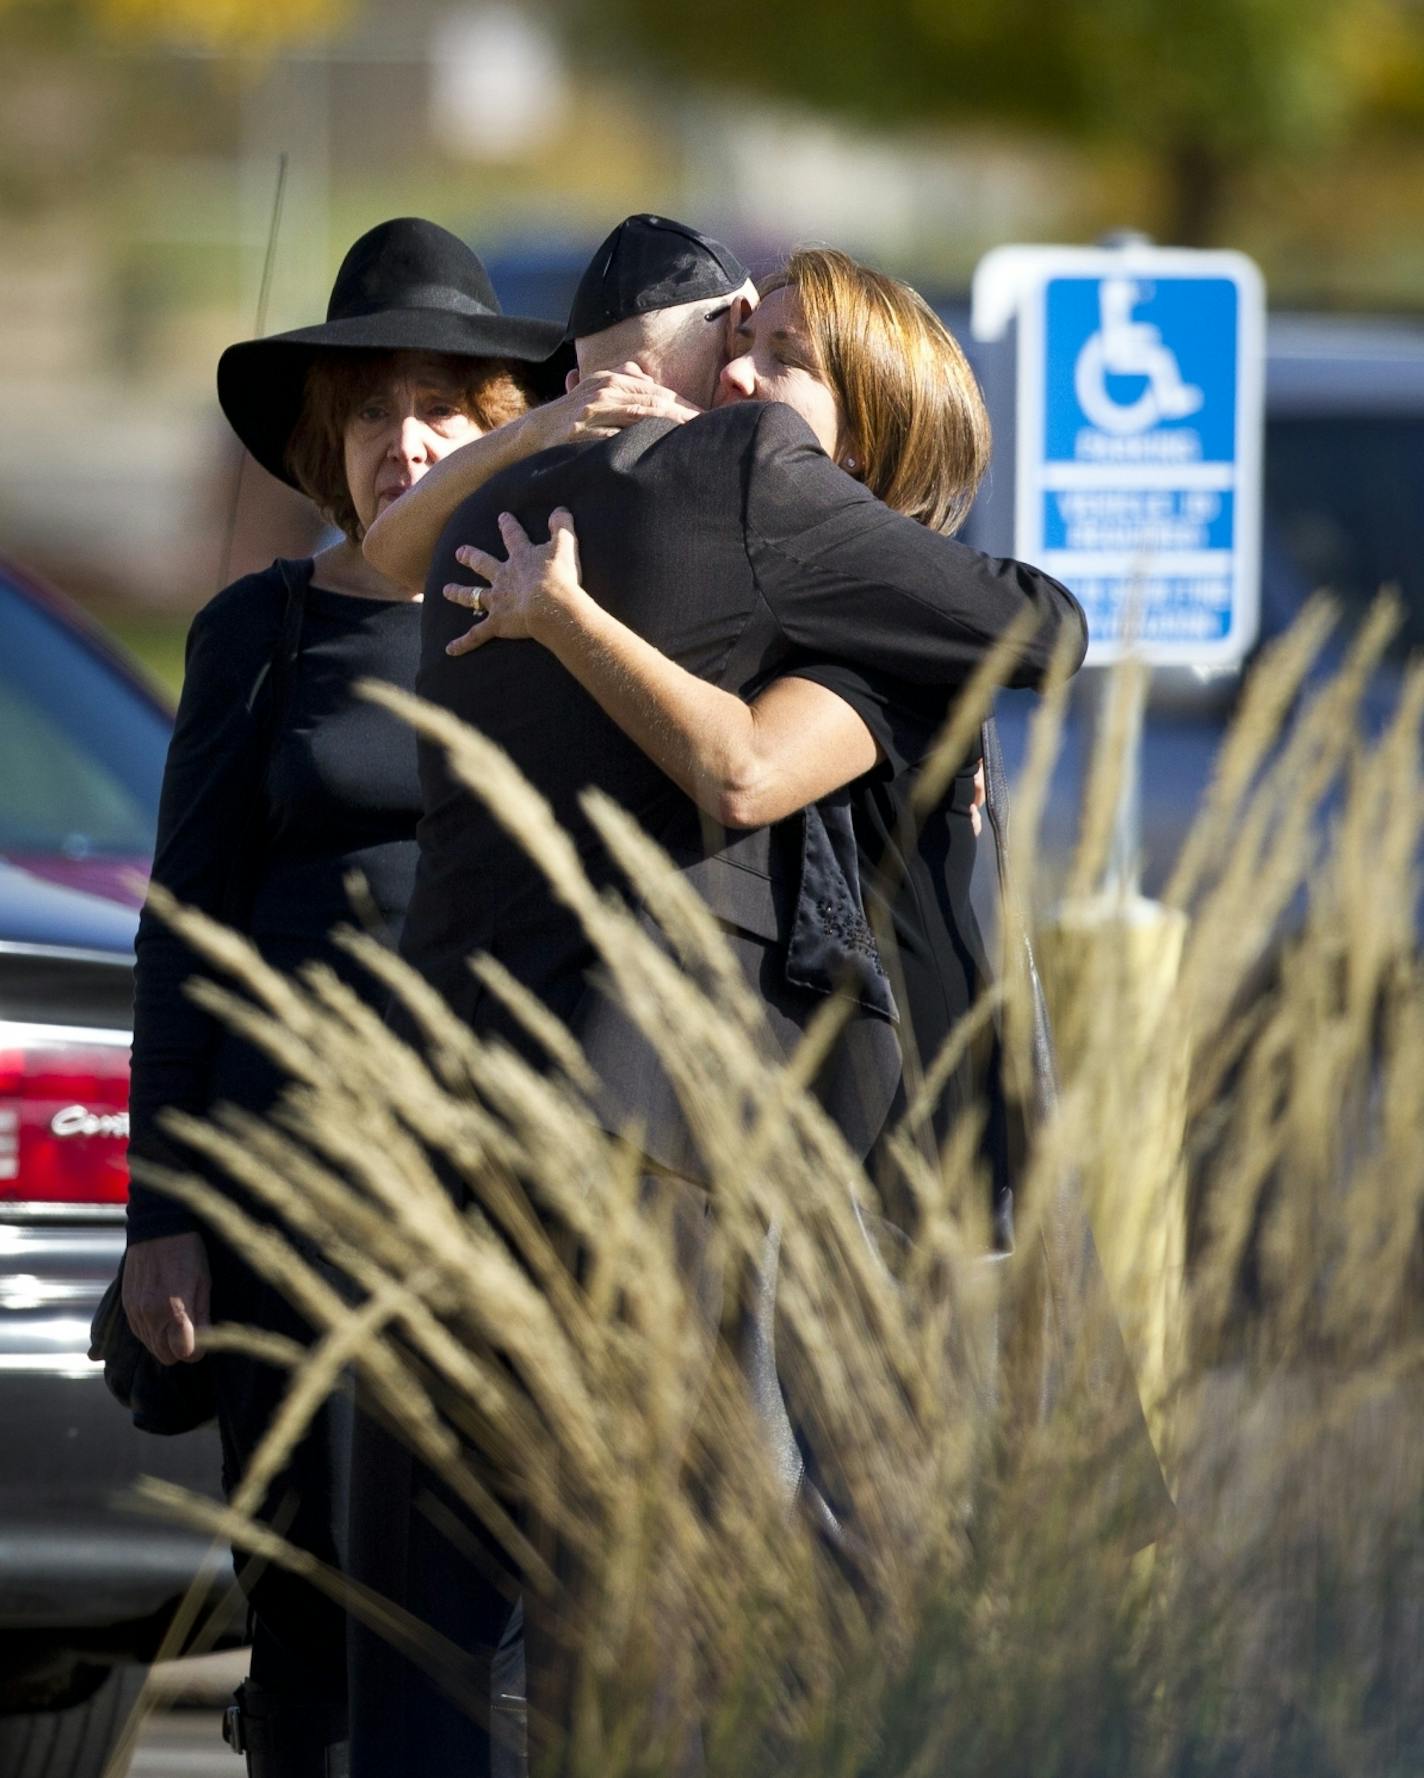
[115,217,578,1778]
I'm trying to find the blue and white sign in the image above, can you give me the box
[973,245,1265,667]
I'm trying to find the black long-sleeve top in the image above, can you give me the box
[126,560,423,1242]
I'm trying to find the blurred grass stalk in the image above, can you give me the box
[135,596,1424,1778]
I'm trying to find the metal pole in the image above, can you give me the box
[1107,660,1146,900]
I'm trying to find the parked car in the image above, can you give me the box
[0,557,227,1778]
[0,556,170,910]
[972,309,1424,900]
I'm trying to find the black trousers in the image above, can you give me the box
[346,1402,525,1777]
[210,1242,352,1773]
[348,923,904,1777]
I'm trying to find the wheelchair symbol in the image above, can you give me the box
[1074,278,1204,435]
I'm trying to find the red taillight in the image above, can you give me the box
[0,1037,131,1205]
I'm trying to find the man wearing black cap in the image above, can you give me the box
[350,215,1083,1776]
[401,212,1075,1169]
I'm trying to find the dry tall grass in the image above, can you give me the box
[132,599,1424,1778]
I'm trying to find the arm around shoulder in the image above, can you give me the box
[363,407,556,589]
[364,368,707,589]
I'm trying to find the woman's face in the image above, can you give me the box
[713,284,846,461]
[343,355,487,535]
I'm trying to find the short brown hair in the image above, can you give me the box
[285,349,535,542]
[761,249,990,536]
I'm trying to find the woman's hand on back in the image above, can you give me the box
[530,363,700,450]
[444,509,589,655]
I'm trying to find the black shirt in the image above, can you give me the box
[406,401,1085,1040]
[127,561,423,1241]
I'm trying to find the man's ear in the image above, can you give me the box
[724,282,758,356]
[565,367,581,393]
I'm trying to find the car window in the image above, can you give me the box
[1264,416,1424,651]
[0,580,168,857]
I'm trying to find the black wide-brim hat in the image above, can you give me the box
[217,217,571,489]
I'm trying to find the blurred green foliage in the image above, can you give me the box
[0,0,351,50]
[571,0,1424,244]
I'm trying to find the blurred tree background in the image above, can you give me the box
[0,0,351,46]
[570,0,1424,247]
[0,0,1420,626]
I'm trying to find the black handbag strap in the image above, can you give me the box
[244,556,309,728]
[222,558,309,926]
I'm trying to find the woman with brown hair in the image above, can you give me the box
[118,217,685,1778]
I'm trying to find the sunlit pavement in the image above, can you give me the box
[129,1707,239,1775]
[126,1650,247,1774]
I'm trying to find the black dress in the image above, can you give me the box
[127,559,423,1766]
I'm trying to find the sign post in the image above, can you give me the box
[972,244,1265,1419]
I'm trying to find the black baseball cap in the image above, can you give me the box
[565,213,750,343]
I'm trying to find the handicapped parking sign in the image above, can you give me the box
[1051,276,1223,452]
[973,244,1265,667]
